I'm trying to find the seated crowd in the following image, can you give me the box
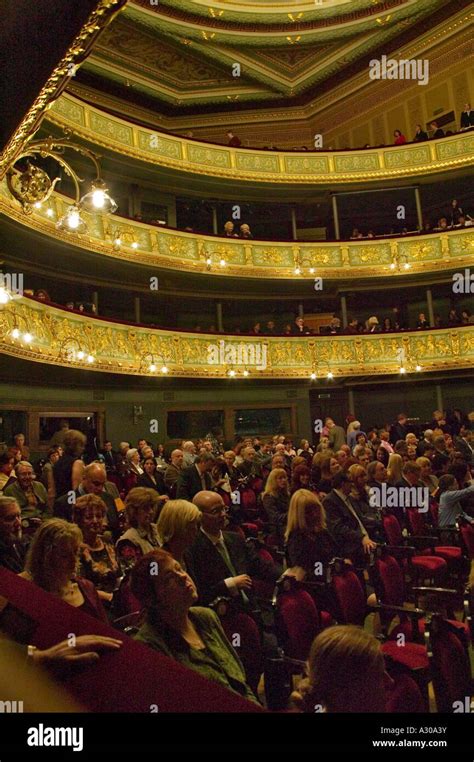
[0,409,473,712]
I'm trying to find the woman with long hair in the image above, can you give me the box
[262,468,290,546]
[290,465,312,495]
[316,455,341,494]
[387,453,403,485]
[347,464,383,542]
[21,518,107,621]
[285,489,340,580]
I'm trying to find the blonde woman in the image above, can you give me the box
[387,453,403,485]
[156,499,201,568]
[262,468,290,545]
[285,489,340,581]
[21,518,107,622]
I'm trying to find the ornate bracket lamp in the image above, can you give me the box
[6,129,117,230]
[139,352,169,375]
[57,337,94,365]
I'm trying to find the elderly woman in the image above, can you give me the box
[131,549,257,703]
[156,499,201,568]
[262,468,290,546]
[73,494,121,601]
[122,448,144,494]
[20,518,107,621]
[116,487,161,573]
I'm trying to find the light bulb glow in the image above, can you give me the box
[415,364,422,372]
[399,366,406,374]
[68,210,80,229]
[219,259,226,267]
[390,263,396,270]
[243,370,249,376]
[228,369,235,377]
[11,328,20,338]
[161,365,168,374]
[77,351,85,360]
[310,372,316,380]
[327,371,334,379]
[149,363,156,372]
[92,189,106,209]
[23,332,32,343]
[87,355,94,363]
[206,258,212,265]
[0,287,11,304]
[46,208,54,217]
[309,268,315,274]
[294,267,301,275]
[132,241,139,249]
[114,237,122,246]
[34,201,42,209]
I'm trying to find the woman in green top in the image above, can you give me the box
[130,548,258,704]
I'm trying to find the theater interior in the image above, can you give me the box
[0,0,473,742]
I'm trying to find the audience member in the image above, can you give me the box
[4,461,49,520]
[73,494,121,601]
[116,487,161,572]
[156,499,201,568]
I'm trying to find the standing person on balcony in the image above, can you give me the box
[460,102,474,130]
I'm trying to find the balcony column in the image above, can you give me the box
[211,205,218,235]
[348,389,355,416]
[426,287,435,327]
[298,303,304,318]
[134,296,141,324]
[340,294,348,327]
[92,291,99,315]
[291,207,298,241]
[216,301,224,332]
[435,384,443,413]
[331,194,340,240]
[414,186,424,230]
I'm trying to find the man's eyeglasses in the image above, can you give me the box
[208,506,228,516]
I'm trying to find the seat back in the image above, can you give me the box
[372,546,406,607]
[406,507,427,536]
[212,597,263,695]
[112,573,141,618]
[384,671,425,713]
[424,613,472,713]
[273,577,320,661]
[329,559,367,626]
[458,519,474,559]
[382,512,403,545]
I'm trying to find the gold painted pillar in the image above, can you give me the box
[331,195,340,240]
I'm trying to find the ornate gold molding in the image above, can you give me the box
[0,1,126,181]
[1,178,473,280]
[44,93,474,185]
[1,297,473,379]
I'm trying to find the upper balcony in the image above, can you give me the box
[1,296,473,380]
[45,94,474,189]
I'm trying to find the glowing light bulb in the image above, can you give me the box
[87,354,94,363]
[399,366,406,374]
[415,364,422,372]
[309,268,315,274]
[68,210,80,230]
[404,263,410,270]
[228,369,236,377]
[390,263,396,270]
[219,259,226,267]
[33,201,42,209]
[23,332,32,343]
[310,372,316,380]
[132,241,139,249]
[149,363,156,372]
[91,189,106,209]
[114,237,122,246]
[77,350,85,360]
[11,328,20,339]
[161,365,168,374]
[206,257,212,266]
[243,370,249,376]
[46,208,54,217]
[0,287,11,304]
[327,371,334,379]
[294,267,301,275]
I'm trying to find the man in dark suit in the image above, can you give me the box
[185,491,280,608]
[323,472,376,568]
[390,413,409,444]
[101,440,118,474]
[176,453,215,501]
[454,426,474,465]
[0,496,30,573]
[460,103,474,130]
[53,463,120,539]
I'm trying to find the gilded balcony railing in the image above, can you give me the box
[1,297,473,379]
[44,93,474,185]
[1,178,473,280]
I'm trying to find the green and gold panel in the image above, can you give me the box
[157,233,200,261]
[348,243,392,268]
[448,231,474,259]
[398,237,443,263]
[383,145,431,169]
[45,94,474,185]
[1,298,473,379]
[251,245,295,269]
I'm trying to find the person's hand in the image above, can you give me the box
[32,635,122,671]
[362,536,377,554]
[233,574,252,590]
